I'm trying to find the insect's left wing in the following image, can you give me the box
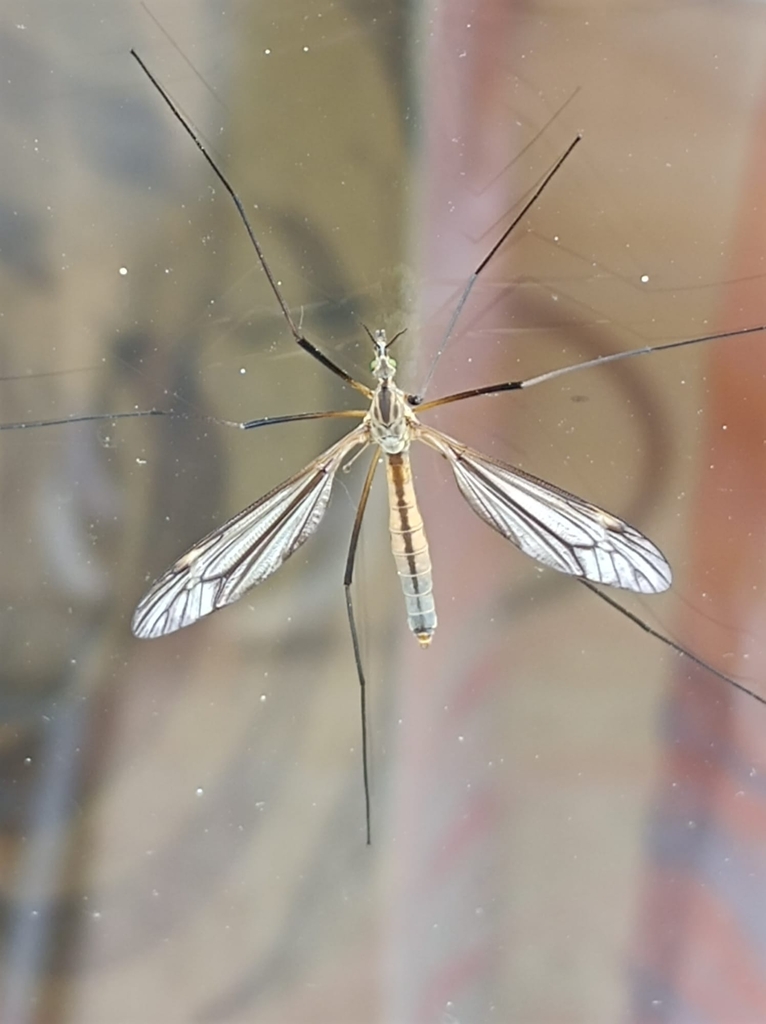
[417,424,672,594]
[132,425,369,639]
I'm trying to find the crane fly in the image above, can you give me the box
[131,325,674,643]
[4,51,766,844]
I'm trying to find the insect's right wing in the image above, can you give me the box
[417,424,672,595]
[132,425,369,639]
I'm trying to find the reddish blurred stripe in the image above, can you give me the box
[630,84,766,1024]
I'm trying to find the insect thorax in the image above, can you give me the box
[368,382,414,454]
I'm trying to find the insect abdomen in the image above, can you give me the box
[386,453,437,645]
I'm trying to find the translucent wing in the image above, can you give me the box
[418,424,672,594]
[132,426,369,638]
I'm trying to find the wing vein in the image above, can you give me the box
[132,425,369,638]
[417,424,672,594]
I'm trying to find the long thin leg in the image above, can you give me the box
[130,50,372,399]
[241,409,365,430]
[414,321,766,412]
[0,408,366,433]
[0,366,99,383]
[0,409,167,431]
[580,581,766,706]
[482,87,581,194]
[343,452,380,845]
[414,134,582,402]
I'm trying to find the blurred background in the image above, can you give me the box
[2,1,766,1022]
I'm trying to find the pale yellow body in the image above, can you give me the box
[365,332,437,645]
[385,452,436,645]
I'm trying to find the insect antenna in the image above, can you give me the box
[130,49,371,399]
[412,133,582,403]
[386,329,406,350]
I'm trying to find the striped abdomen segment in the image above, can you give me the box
[386,453,437,646]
